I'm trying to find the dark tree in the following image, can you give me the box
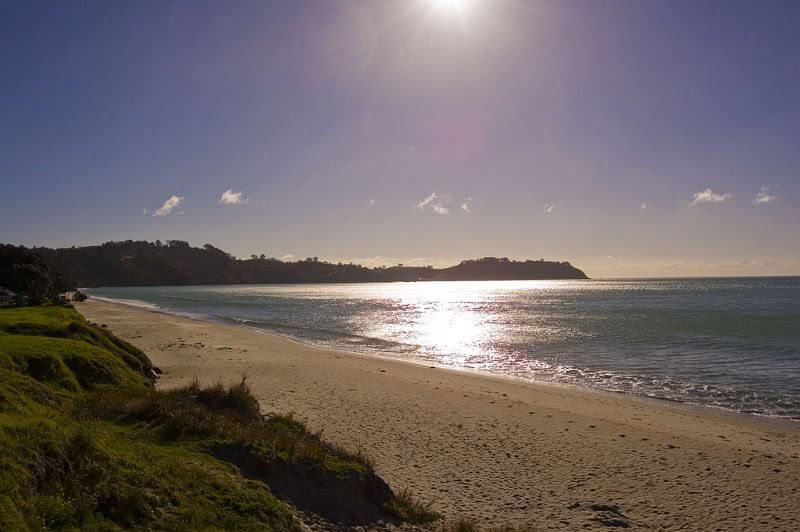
[18,241,588,287]
[0,244,76,304]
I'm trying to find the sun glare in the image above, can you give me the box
[434,0,468,14]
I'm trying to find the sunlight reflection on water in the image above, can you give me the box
[87,278,800,419]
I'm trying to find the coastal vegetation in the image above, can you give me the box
[0,245,75,305]
[10,240,588,287]
[0,305,439,530]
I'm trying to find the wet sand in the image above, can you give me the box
[78,299,800,530]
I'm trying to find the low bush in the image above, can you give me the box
[384,488,441,525]
[80,376,373,477]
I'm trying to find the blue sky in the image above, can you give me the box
[2,0,799,277]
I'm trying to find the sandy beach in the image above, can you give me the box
[77,299,800,530]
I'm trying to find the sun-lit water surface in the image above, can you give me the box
[87,278,800,420]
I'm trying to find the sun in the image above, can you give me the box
[433,0,468,14]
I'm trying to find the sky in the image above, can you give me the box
[1,0,799,278]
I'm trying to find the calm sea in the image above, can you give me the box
[86,278,800,420]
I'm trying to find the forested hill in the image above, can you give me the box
[19,240,588,287]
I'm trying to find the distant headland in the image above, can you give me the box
[6,240,589,287]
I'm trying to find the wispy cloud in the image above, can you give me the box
[640,202,648,210]
[415,192,451,215]
[543,203,555,213]
[219,189,250,205]
[280,254,295,261]
[416,192,439,209]
[142,207,149,216]
[690,188,732,205]
[362,199,376,212]
[152,195,183,217]
[753,188,776,204]
[461,203,470,213]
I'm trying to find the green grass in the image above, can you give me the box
[384,488,441,525]
[0,305,421,531]
[78,377,374,478]
[0,305,152,377]
[0,306,297,530]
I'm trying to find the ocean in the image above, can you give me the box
[86,278,800,420]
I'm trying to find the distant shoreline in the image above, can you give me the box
[80,274,800,291]
[32,240,588,287]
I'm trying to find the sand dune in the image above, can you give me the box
[78,299,800,530]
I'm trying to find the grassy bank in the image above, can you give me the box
[0,306,434,530]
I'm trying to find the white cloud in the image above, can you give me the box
[690,188,732,205]
[142,207,148,215]
[362,199,376,212]
[416,192,438,209]
[219,189,250,205]
[461,203,470,213]
[152,195,184,217]
[415,192,451,215]
[280,254,295,261]
[640,203,647,210]
[753,188,776,204]
[543,203,555,213]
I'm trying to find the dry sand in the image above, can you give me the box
[77,299,800,530]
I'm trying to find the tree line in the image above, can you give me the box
[1,240,588,292]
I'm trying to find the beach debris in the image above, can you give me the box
[589,503,630,528]
[568,502,632,528]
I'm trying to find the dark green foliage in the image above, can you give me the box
[437,256,586,281]
[193,376,261,419]
[0,244,75,304]
[31,428,154,528]
[16,240,588,287]
[1,418,295,531]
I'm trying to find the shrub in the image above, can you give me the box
[384,488,441,524]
